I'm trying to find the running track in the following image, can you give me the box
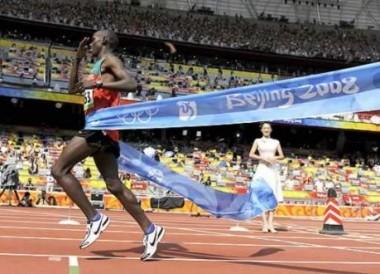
[0,207,379,274]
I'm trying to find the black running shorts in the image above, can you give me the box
[77,130,120,158]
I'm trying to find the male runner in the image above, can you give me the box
[51,30,164,261]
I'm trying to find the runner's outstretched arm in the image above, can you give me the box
[68,37,89,94]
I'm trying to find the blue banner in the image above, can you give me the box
[86,63,380,130]
[118,142,277,220]
[84,63,380,220]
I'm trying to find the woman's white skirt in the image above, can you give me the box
[253,163,283,203]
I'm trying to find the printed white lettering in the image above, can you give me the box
[316,83,329,96]
[298,84,315,100]
[342,77,359,94]
[226,94,246,110]
[225,76,360,111]
[329,81,342,94]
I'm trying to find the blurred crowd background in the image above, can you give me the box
[1,0,380,62]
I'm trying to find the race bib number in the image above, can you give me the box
[83,89,94,111]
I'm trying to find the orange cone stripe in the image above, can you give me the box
[325,204,341,215]
[324,210,343,222]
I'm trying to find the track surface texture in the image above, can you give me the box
[0,207,379,274]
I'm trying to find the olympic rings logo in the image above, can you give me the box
[117,108,160,124]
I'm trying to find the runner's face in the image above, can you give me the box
[261,124,272,137]
[89,33,103,57]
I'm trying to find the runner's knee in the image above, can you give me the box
[105,179,137,204]
[51,163,70,179]
[105,179,124,195]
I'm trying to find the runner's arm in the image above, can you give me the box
[68,58,82,94]
[68,37,90,94]
[102,55,137,92]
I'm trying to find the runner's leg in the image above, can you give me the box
[94,151,152,232]
[51,136,98,221]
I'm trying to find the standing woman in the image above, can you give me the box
[249,123,284,232]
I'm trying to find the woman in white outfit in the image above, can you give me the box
[249,123,284,233]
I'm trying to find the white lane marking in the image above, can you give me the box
[0,252,379,264]
[2,234,380,250]
[281,221,380,246]
[0,234,338,248]
[173,226,380,256]
[1,219,374,241]
[1,207,378,225]
[69,256,78,267]
[5,208,379,234]
[0,218,261,232]
[48,256,62,262]
[0,225,331,243]
[0,225,211,237]
[0,220,380,245]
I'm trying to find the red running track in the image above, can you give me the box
[0,206,379,274]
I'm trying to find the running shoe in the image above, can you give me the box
[79,213,110,249]
[141,225,165,261]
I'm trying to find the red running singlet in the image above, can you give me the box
[83,58,120,141]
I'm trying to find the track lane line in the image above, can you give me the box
[5,234,379,249]
[0,252,379,264]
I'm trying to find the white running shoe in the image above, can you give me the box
[141,225,165,261]
[79,213,110,249]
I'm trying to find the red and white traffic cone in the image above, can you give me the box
[319,189,345,235]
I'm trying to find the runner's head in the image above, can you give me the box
[89,30,119,57]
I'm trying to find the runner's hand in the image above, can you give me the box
[74,80,96,93]
[76,37,90,59]
[164,42,177,54]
